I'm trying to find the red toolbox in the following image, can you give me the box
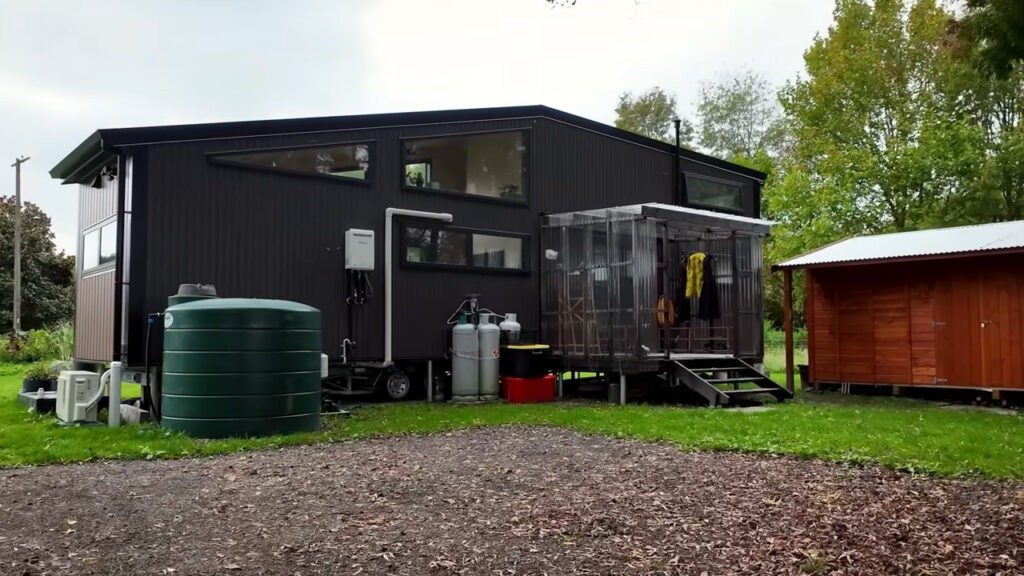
[501,375,556,403]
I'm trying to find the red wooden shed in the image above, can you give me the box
[774,221,1024,395]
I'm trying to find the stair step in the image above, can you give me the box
[706,376,760,384]
[724,387,785,397]
[688,366,751,373]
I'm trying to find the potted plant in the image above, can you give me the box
[22,362,58,393]
[499,184,522,199]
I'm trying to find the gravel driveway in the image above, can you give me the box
[1,426,1021,575]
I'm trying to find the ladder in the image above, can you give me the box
[671,357,792,407]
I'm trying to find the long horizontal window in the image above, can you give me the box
[82,220,117,272]
[403,132,526,201]
[402,225,526,271]
[686,174,743,212]
[215,143,373,181]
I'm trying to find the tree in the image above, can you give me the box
[614,87,694,144]
[935,18,1024,222]
[776,0,961,241]
[0,197,75,331]
[695,71,788,161]
[961,0,1024,78]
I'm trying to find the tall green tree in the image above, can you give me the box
[614,87,694,144]
[961,0,1024,78]
[0,197,75,331]
[935,19,1024,222]
[774,0,961,258]
[696,71,789,161]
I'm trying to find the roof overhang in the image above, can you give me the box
[637,203,773,236]
[49,131,116,185]
[543,203,774,236]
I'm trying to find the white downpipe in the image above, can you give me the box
[384,208,453,366]
[94,361,122,425]
[108,362,122,427]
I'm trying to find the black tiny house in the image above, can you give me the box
[51,105,768,397]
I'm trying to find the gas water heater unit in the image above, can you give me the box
[345,229,375,271]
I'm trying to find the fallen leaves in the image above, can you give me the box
[0,427,1020,575]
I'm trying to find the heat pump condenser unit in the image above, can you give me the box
[56,371,103,423]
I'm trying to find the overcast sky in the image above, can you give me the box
[0,0,834,254]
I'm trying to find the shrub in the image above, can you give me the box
[49,322,74,362]
[18,330,55,363]
[0,325,72,363]
[24,362,57,381]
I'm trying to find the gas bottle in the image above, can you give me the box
[478,313,501,400]
[451,314,479,401]
[499,313,521,345]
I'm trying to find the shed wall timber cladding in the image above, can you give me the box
[74,176,118,361]
[806,254,1024,389]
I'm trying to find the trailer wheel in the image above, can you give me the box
[383,369,412,401]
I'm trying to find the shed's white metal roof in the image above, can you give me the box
[776,219,1024,269]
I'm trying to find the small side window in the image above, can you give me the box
[82,221,117,272]
[83,229,100,270]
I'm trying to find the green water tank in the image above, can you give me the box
[161,298,322,438]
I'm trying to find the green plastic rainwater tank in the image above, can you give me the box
[161,298,322,438]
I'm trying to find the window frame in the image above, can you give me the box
[399,222,530,275]
[80,218,118,275]
[683,172,746,215]
[399,128,530,206]
[207,140,377,185]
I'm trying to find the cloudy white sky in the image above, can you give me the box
[0,0,834,254]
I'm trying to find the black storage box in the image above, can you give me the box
[500,345,550,379]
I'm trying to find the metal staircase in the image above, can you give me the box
[672,357,792,407]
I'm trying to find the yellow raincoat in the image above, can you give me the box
[685,253,705,298]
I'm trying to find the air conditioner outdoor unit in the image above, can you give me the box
[56,371,103,424]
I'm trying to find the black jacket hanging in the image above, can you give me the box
[698,255,720,320]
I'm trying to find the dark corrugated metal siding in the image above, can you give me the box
[123,115,759,366]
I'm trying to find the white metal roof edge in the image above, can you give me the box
[775,219,1024,269]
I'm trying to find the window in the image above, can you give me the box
[472,233,522,269]
[404,227,468,266]
[403,132,526,201]
[686,175,743,211]
[403,225,526,271]
[82,221,117,272]
[215,143,372,181]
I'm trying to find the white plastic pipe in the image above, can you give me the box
[108,362,122,427]
[384,208,453,366]
[92,361,122,425]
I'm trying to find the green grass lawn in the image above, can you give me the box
[2,364,1023,477]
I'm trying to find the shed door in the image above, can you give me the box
[979,270,1022,389]
[935,267,1023,389]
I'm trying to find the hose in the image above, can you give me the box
[144,313,163,422]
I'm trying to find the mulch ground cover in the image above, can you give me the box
[1,426,1021,575]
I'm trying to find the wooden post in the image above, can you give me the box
[783,269,795,394]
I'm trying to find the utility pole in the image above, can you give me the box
[11,156,29,333]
